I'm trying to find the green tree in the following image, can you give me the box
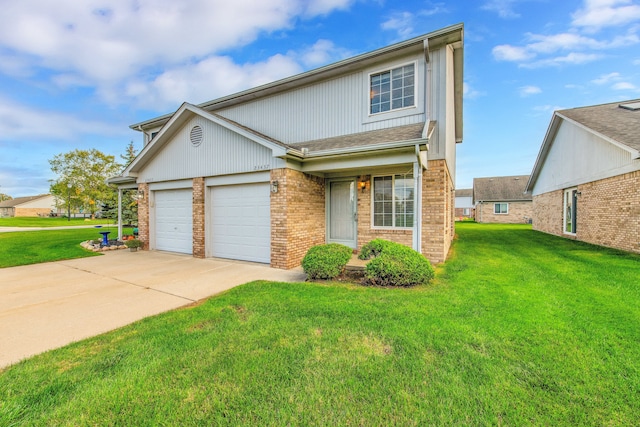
[49,149,122,219]
[0,193,12,202]
[121,140,137,166]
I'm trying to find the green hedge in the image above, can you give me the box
[360,239,434,287]
[302,243,353,280]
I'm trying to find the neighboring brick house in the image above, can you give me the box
[0,194,57,217]
[526,99,640,254]
[454,188,474,220]
[473,175,532,224]
[109,24,464,269]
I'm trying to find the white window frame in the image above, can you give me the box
[494,203,509,214]
[371,173,414,229]
[368,61,417,116]
[564,188,577,235]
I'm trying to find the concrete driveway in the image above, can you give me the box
[0,250,305,368]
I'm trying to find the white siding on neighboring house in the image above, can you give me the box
[455,195,473,209]
[217,52,427,144]
[17,195,56,209]
[138,117,275,183]
[532,120,637,195]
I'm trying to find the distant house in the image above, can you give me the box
[473,175,532,223]
[526,99,640,254]
[0,194,57,217]
[109,24,464,269]
[454,188,474,219]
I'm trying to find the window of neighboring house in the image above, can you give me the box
[369,63,415,115]
[564,188,578,234]
[463,208,470,216]
[372,174,414,228]
[494,203,508,214]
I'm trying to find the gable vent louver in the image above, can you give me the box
[190,125,203,146]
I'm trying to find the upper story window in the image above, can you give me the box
[369,63,415,115]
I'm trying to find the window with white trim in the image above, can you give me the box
[369,63,415,115]
[494,203,508,214]
[372,174,414,228]
[564,188,577,234]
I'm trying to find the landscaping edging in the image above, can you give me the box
[80,240,128,252]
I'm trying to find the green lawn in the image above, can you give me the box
[0,217,114,227]
[1,223,639,425]
[0,228,109,267]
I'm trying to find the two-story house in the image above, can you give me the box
[109,23,464,269]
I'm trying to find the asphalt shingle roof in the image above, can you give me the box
[455,188,472,197]
[0,194,50,208]
[289,123,426,153]
[558,99,640,152]
[473,175,531,203]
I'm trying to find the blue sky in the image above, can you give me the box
[1,0,639,197]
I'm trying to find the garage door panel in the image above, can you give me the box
[155,189,193,254]
[210,183,270,263]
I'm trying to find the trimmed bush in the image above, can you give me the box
[302,243,353,280]
[361,239,434,287]
[358,238,393,260]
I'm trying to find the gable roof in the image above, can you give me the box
[0,194,51,208]
[455,188,472,197]
[526,99,640,192]
[473,175,531,203]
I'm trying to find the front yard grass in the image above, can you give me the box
[0,228,106,267]
[0,217,113,227]
[1,223,639,425]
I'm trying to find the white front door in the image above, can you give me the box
[327,179,357,248]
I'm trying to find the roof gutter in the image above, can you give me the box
[284,138,428,161]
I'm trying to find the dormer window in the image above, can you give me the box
[369,63,415,115]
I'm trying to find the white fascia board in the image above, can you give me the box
[125,103,287,175]
[299,150,417,173]
[556,112,640,159]
[526,113,561,193]
[285,138,428,160]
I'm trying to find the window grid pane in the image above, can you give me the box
[370,64,415,114]
[373,174,414,228]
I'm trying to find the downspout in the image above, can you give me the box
[414,145,423,253]
[423,39,431,124]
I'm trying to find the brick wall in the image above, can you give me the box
[357,176,413,250]
[477,201,533,224]
[192,177,205,258]
[137,183,150,250]
[271,169,326,269]
[532,190,563,236]
[533,171,640,254]
[14,208,51,217]
[421,159,454,264]
[454,207,475,220]
[578,171,640,254]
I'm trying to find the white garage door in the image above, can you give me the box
[210,183,270,263]
[154,189,193,254]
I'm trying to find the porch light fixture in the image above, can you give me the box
[133,189,145,201]
[358,175,368,192]
[271,180,279,193]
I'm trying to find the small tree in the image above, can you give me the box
[49,149,122,219]
[0,193,12,202]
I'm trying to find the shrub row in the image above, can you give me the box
[301,239,434,287]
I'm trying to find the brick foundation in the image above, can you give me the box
[192,177,205,258]
[271,169,326,269]
[533,171,640,254]
[137,183,150,250]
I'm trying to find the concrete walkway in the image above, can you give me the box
[0,250,305,368]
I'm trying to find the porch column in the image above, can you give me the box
[413,161,423,253]
[117,188,123,240]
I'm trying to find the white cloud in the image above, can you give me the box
[519,85,541,96]
[463,82,485,99]
[0,0,357,108]
[482,0,521,18]
[0,97,123,140]
[491,0,640,67]
[295,39,352,68]
[591,72,622,84]
[572,0,640,32]
[492,44,534,61]
[381,5,447,40]
[612,81,637,90]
